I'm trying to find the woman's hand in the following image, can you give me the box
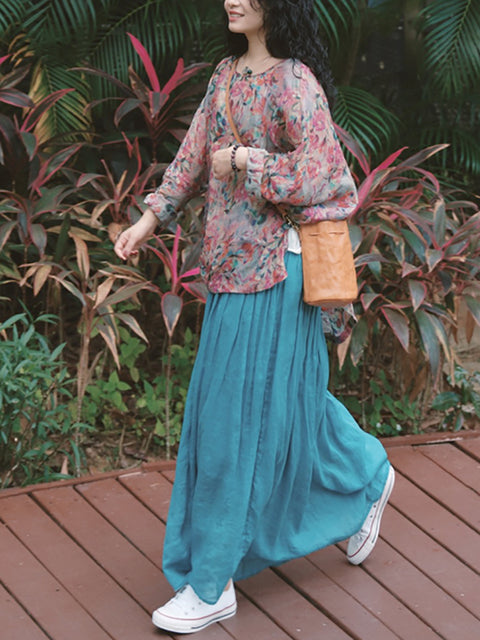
[212,146,248,180]
[114,208,158,260]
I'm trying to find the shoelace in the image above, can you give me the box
[356,501,379,538]
[169,586,204,614]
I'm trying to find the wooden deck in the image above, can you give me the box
[1,432,480,640]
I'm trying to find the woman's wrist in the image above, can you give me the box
[139,208,158,234]
[234,146,249,171]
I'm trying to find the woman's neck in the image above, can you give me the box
[239,36,282,74]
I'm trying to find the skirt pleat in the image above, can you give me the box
[162,252,389,604]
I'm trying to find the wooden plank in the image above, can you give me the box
[120,470,172,521]
[310,545,440,640]
[3,438,479,640]
[382,430,480,448]
[0,582,50,640]
[161,469,176,484]
[381,505,480,620]
[240,569,351,640]
[276,556,399,640]
[1,495,161,640]
[388,470,480,573]
[420,443,480,494]
[338,537,480,640]
[389,447,480,533]
[122,469,410,639]
[174,622,235,640]
[33,485,169,614]
[221,592,293,640]
[0,461,176,500]
[457,437,480,462]
[0,522,111,640]
[77,477,166,570]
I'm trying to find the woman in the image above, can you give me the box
[115,0,394,634]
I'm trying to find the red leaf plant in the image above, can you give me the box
[0,61,80,258]
[75,33,208,163]
[335,126,480,403]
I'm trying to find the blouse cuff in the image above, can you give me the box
[245,148,268,199]
[144,192,177,227]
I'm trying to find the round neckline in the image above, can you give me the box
[233,57,288,79]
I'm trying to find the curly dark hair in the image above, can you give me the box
[225,0,336,106]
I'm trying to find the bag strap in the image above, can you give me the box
[224,62,298,229]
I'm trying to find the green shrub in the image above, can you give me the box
[432,365,480,431]
[338,369,422,437]
[82,327,198,456]
[0,312,88,488]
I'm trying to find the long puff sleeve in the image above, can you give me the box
[144,94,209,226]
[244,64,357,223]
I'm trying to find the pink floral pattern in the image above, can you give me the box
[145,57,357,294]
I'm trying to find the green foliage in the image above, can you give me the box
[82,327,197,453]
[0,312,89,488]
[420,0,480,99]
[151,328,199,449]
[333,86,400,160]
[339,370,421,437]
[432,365,480,431]
[0,0,204,139]
[335,131,480,389]
[312,0,480,184]
[313,0,359,52]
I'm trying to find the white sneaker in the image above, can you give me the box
[152,583,237,634]
[347,465,395,565]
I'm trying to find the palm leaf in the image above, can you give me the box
[420,125,480,176]
[23,0,109,43]
[313,0,358,45]
[0,0,25,34]
[333,86,400,160]
[421,0,480,98]
[313,0,359,51]
[29,63,91,143]
[90,0,201,86]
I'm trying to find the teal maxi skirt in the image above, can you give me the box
[162,252,390,604]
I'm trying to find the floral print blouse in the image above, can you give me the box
[144,56,357,294]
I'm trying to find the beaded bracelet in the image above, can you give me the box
[231,144,241,172]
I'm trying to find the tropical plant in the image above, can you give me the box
[324,0,480,183]
[76,33,208,163]
[73,134,165,232]
[416,0,480,181]
[21,250,151,439]
[0,55,32,109]
[0,63,81,260]
[332,127,480,429]
[142,220,207,458]
[0,0,205,140]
